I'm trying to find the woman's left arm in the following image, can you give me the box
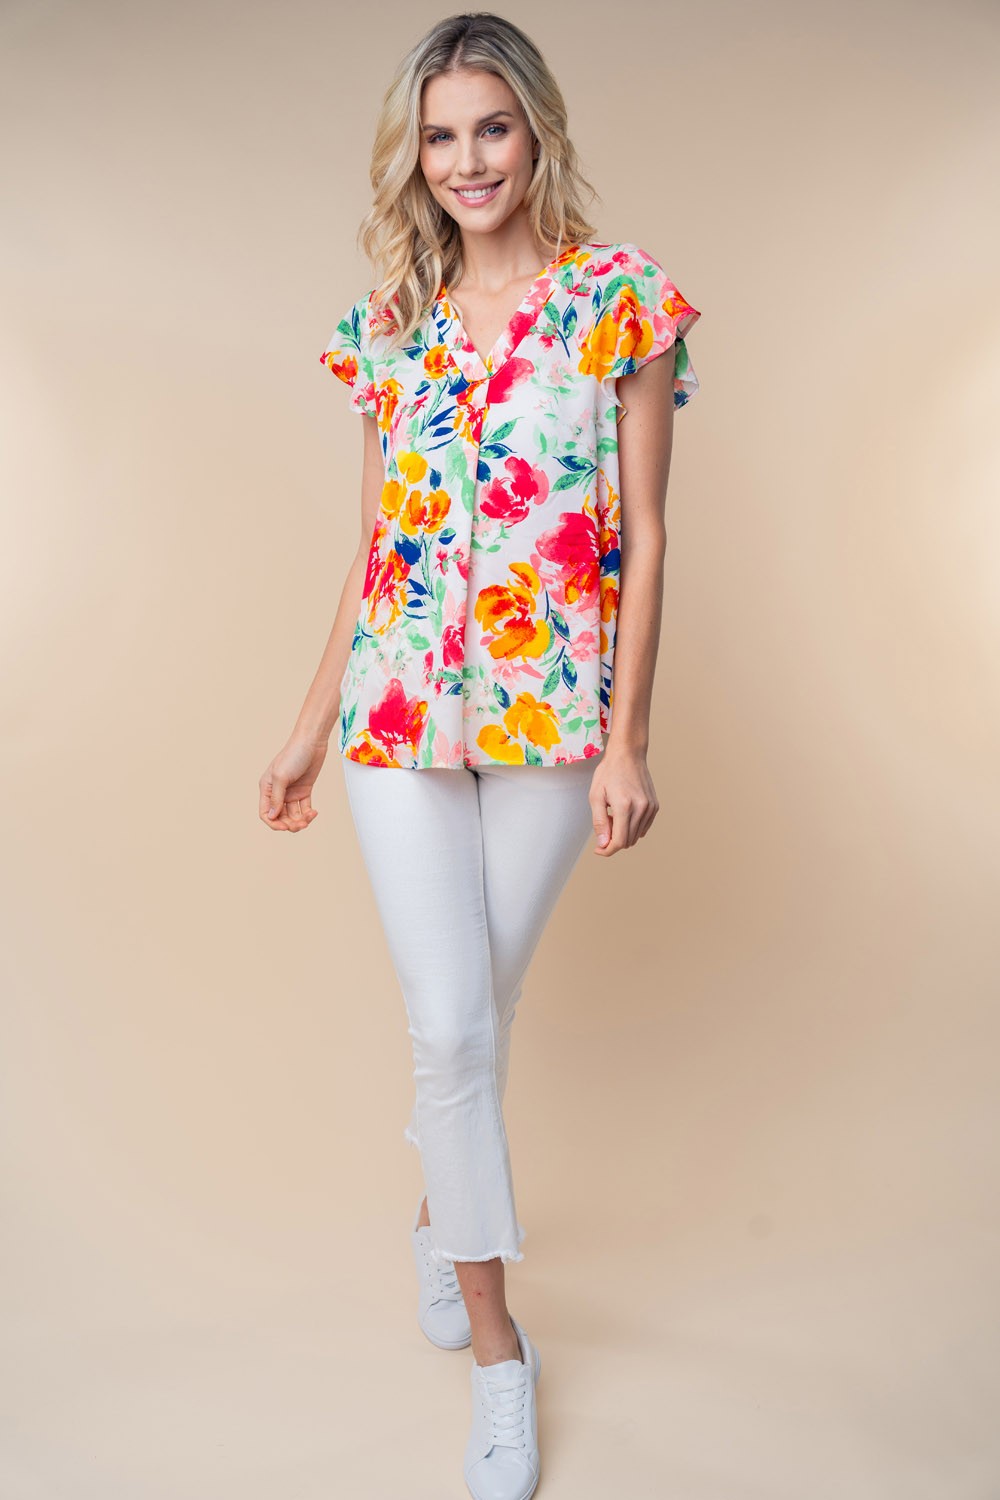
[589,346,677,857]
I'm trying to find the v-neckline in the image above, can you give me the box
[436,243,580,382]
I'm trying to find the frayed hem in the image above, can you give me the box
[403,1125,420,1149]
[431,1244,525,1265]
[428,1222,527,1266]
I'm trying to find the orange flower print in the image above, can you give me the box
[577,310,620,383]
[599,574,618,655]
[505,692,561,749]
[611,283,656,366]
[400,485,451,537]
[476,693,561,763]
[378,477,407,521]
[347,735,397,767]
[475,562,550,661]
[578,282,658,381]
[423,344,450,379]
[476,724,527,764]
[364,548,411,631]
[321,350,359,385]
[453,383,488,446]
[375,378,404,431]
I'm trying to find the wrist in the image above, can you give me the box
[605,725,649,756]
[292,715,334,748]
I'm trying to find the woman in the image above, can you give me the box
[259,13,701,1498]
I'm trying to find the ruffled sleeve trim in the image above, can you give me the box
[591,244,702,415]
[319,289,378,418]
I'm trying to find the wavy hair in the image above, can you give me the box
[354,12,599,349]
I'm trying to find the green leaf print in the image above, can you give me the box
[443,441,469,506]
[419,718,437,767]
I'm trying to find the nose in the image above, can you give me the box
[455,135,486,178]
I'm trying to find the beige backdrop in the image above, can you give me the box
[3,0,999,1495]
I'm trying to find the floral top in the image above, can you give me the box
[319,240,701,769]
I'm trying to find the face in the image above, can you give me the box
[419,68,538,236]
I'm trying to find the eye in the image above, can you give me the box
[425,124,509,145]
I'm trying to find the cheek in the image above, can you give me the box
[492,137,531,177]
[419,150,448,188]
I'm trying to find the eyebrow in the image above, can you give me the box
[420,111,516,132]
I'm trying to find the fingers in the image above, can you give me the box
[589,780,659,856]
[288,795,319,832]
[259,773,319,832]
[258,772,284,824]
[592,798,612,850]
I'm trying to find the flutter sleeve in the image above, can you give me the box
[593,244,702,409]
[319,290,378,417]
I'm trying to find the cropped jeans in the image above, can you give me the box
[341,751,601,1265]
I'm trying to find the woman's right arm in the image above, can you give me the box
[258,413,385,831]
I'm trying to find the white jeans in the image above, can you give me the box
[341,752,602,1265]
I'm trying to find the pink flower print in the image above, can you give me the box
[480,455,549,524]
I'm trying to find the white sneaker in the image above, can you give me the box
[464,1315,541,1500]
[410,1197,472,1350]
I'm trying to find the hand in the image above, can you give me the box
[258,735,329,832]
[589,745,659,856]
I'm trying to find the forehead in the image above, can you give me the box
[419,68,519,124]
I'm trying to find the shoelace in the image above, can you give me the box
[432,1256,462,1303]
[479,1365,528,1448]
[420,1239,463,1304]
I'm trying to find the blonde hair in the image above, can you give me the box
[354,12,600,348]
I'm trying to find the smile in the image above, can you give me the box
[453,181,502,204]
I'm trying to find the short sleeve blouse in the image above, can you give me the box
[319,240,701,769]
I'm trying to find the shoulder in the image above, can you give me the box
[334,287,403,349]
[578,239,659,266]
[573,243,678,323]
[582,240,669,285]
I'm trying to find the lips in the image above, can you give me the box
[453,181,502,202]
